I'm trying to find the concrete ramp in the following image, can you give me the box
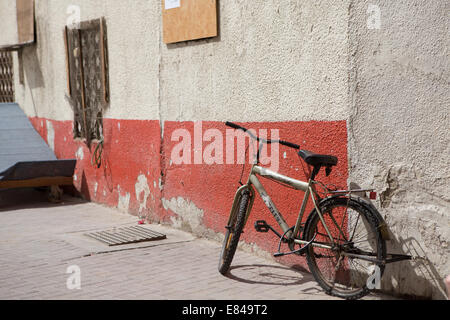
[0,103,76,188]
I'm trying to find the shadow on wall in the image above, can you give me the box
[80,170,91,201]
[22,15,47,89]
[23,45,45,89]
[64,170,92,202]
[381,232,447,300]
[13,14,46,117]
[20,26,45,118]
[352,180,448,300]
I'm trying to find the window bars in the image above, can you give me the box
[0,51,14,103]
[64,18,109,146]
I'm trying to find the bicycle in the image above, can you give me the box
[218,121,412,300]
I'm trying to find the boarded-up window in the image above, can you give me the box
[0,0,35,50]
[16,0,35,45]
[64,18,109,146]
[0,51,14,103]
[162,0,218,44]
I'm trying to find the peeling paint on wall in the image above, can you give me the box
[347,0,449,299]
[11,0,449,300]
[117,185,130,213]
[162,197,204,235]
[135,174,151,214]
[75,147,84,160]
[46,120,55,151]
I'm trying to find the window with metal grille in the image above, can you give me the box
[0,51,14,103]
[64,18,109,146]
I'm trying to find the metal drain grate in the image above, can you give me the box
[85,225,166,246]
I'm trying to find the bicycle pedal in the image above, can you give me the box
[254,220,270,233]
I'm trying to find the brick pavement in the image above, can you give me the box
[0,188,395,300]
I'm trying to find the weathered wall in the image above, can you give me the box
[13,0,161,121]
[0,0,18,46]
[10,0,165,227]
[7,0,351,274]
[347,0,449,299]
[11,0,350,228]
[160,0,350,122]
[3,0,448,299]
[157,0,351,272]
[12,0,350,122]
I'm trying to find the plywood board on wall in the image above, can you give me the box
[162,0,218,44]
[16,0,35,44]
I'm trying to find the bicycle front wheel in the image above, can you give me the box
[218,192,250,275]
[303,197,386,299]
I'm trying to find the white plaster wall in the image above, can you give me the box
[160,0,350,122]
[347,0,449,299]
[0,0,18,47]
[11,0,350,123]
[3,0,448,299]
[12,0,161,121]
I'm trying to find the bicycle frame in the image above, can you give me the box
[232,162,336,251]
[221,122,416,300]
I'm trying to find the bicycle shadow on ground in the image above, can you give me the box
[227,263,319,288]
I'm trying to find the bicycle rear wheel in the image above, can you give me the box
[303,197,386,299]
[218,192,250,275]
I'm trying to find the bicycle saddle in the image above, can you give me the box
[298,150,338,167]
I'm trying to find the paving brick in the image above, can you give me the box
[0,189,398,300]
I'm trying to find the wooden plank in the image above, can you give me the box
[63,26,72,97]
[162,0,218,44]
[77,29,89,141]
[16,0,35,45]
[99,18,108,104]
[0,176,73,189]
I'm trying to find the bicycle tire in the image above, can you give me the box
[303,197,386,299]
[218,192,250,275]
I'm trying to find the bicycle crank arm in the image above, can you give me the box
[274,232,317,257]
[254,220,288,243]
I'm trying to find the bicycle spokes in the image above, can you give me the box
[306,200,385,296]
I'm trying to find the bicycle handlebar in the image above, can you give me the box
[225,121,244,131]
[225,121,300,150]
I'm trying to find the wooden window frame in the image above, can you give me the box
[64,17,109,145]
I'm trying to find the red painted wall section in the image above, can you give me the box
[161,121,348,268]
[28,117,163,219]
[28,117,347,268]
